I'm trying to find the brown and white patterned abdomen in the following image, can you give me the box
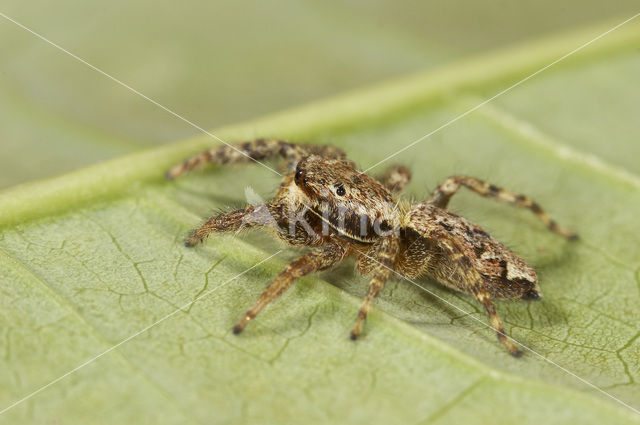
[398,203,540,300]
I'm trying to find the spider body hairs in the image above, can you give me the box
[166,139,577,357]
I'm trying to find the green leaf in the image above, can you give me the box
[1,18,639,424]
[2,1,639,189]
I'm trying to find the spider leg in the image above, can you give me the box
[166,139,346,179]
[233,241,347,334]
[404,213,524,356]
[472,288,522,357]
[185,203,280,247]
[427,176,577,239]
[379,164,412,195]
[351,236,400,339]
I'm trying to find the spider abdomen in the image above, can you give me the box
[400,203,540,300]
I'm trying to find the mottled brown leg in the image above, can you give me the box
[233,241,347,334]
[302,145,348,161]
[351,236,400,339]
[413,225,523,356]
[472,288,521,357]
[166,139,346,179]
[427,176,577,239]
[379,164,412,195]
[185,203,278,246]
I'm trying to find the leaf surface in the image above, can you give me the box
[1,0,639,188]
[1,19,639,425]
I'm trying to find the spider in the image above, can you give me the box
[166,139,577,356]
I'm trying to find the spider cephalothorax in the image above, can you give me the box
[167,139,577,356]
[294,155,400,243]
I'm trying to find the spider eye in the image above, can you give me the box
[294,168,305,185]
[335,184,346,196]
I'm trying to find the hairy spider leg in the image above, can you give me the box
[166,139,346,179]
[472,288,522,357]
[419,225,523,357]
[428,176,578,239]
[185,197,294,246]
[351,236,400,339]
[233,241,347,333]
[379,164,412,195]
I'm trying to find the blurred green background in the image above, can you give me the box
[1,1,638,189]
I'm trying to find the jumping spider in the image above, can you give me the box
[166,139,577,356]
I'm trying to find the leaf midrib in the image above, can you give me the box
[466,97,640,190]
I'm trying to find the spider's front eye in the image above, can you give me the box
[335,184,346,196]
[294,168,305,185]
